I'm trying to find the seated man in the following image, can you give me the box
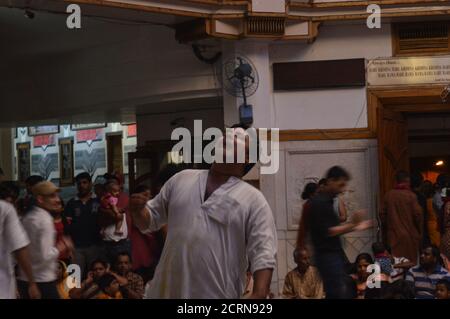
[282,248,325,299]
[406,245,450,299]
[111,252,144,299]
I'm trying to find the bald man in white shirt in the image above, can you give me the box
[17,181,73,299]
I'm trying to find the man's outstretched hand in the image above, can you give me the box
[353,219,374,231]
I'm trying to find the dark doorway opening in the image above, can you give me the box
[408,112,450,184]
[107,133,123,174]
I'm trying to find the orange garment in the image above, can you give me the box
[56,261,75,299]
[95,291,123,299]
[426,198,441,247]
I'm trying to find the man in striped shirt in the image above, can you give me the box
[406,246,450,299]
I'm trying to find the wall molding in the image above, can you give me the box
[279,128,375,141]
[5,0,449,41]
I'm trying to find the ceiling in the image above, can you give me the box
[0,1,200,127]
[0,2,190,63]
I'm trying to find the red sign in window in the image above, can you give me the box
[33,134,55,147]
[76,129,102,142]
[127,124,137,137]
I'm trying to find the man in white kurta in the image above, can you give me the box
[140,169,277,299]
[0,200,30,298]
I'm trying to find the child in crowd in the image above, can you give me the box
[372,242,415,282]
[95,274,123,299]
[366,243,392,299]
[100,181,124,236]
[372,242,393,278]
[435,279,450,299]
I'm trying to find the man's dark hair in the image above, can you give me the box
[436,279,450,291]
[25,175,44,186]
[75,172,92,183]
[0,182,20,200]
[424,245,441,261]
[395,170,410,183]
[410,171,424,189]
[293,247,308,262]
[97,274,116,292]
[318,178,327,186]
[116,251,132,263]
[90,258,108,270]
[325,166,350,181]
[372,242,387,256]
[133,184,150,194]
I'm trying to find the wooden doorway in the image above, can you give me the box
[377,107,409,198]
[106,133,123,174]
[368,85,450,199]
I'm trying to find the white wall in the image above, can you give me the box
[137,108,224,144]
[269,23,392,130]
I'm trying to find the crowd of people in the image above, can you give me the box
[0,125,279,299]
[0,170,169,299]
[288,169,450,299]
[1,126,450,299]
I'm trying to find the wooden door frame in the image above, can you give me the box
[368,84,450,222]
[106,132,123,174]
[367,84,450,135]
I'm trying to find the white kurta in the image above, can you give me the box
[0,200,29,299]
[18,206,58,283]
[143,169,277,299]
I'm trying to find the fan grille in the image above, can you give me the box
[223,56,259,99]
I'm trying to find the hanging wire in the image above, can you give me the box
[6,5,171,27]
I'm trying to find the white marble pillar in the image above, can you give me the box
[221,40,281,294]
